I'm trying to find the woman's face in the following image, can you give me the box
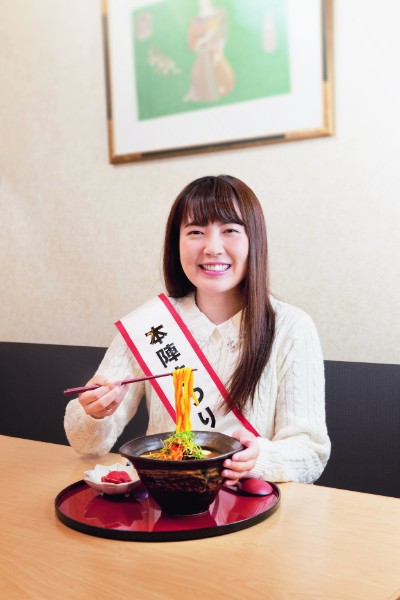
[179,217,249,299]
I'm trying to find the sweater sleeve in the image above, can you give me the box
[250,313,331,483]
[64,332,145,456]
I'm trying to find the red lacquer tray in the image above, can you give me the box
[55,480,280,542]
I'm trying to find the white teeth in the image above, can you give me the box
[201,264,229,271]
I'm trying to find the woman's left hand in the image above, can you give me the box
[222,428,260,486]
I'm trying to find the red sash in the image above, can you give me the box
[116,294,259,437]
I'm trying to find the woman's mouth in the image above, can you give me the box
[200,264,230,273]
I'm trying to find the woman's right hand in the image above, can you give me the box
[78,375,128,419]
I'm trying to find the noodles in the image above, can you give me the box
[145,368,202,460]
[173,367,199,433]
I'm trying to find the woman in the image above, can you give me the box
[64,175,330,485]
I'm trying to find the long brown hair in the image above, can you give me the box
[163,175,275,412]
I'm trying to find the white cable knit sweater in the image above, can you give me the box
[64,294,330,483]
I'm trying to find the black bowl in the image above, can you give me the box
[120,431,244,515]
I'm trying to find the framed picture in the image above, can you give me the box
[102,0,334,163]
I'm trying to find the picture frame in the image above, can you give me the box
[102,0,334,163]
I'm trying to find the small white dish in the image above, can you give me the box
[84,462,139,496]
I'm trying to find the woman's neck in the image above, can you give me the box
[195,290,244,325]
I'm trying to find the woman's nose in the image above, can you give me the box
[203,232,223,256]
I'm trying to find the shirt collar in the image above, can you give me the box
[177,293,242,342]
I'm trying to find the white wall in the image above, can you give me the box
[1,0,399,364]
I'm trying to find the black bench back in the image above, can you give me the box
[1,342,399,497]
[317,360,400,497]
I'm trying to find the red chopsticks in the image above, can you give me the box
[63,369,198,396]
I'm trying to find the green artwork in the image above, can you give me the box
[132,0,290,121]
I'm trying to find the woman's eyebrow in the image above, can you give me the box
[183,219,201,227]
[183,219,244,228]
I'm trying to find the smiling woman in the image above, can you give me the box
[64,175,331,488]
[164,175,274,409]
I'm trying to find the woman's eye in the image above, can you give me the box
[187,230,203,236]
[224,227,240,234]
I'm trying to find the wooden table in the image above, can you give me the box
[1,435,399,600]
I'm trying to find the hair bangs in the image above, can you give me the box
[180,178,244,227]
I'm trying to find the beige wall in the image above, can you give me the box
[1,0,399,364]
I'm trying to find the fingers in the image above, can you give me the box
[78,375,126,419]
[222,428,260,485]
